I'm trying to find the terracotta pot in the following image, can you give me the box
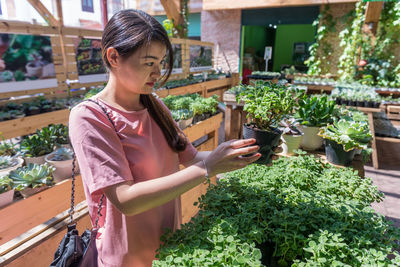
[20,186,49,198]
[0,189,14,208]
[281,134,303,156]
[298,125,323,151]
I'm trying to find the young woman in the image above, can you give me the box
[69,9,278,267]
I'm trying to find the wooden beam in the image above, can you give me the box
[27,0,59,27]
[202,0,357,10]
[160,0,183,25]
[56,0,63,26]
[364,1,384,35]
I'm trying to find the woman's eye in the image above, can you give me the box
[160,59,166,65]
[145,62,154,66]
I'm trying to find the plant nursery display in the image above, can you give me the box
[295,94,336,150]
[7,163,55,198]
[189,45,212,72]
[75,38,106,75]
[0,34,55,81]
[319,119,372,166]
[239,81,300,164]
[153,154,400,266]
[249,71,281,79]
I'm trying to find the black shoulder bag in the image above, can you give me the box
[50,99,118,267]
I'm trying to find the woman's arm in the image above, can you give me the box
[182,151,211,168]
[103,139,260,216]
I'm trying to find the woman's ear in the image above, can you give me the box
[106,47,120,68]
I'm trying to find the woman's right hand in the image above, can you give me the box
[204,138,261,177]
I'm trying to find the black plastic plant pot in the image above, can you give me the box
[325,139,356,166]
[373,102,380,108]
[335,98,341,105]
[242,124,282,165]
[356,101,364,107]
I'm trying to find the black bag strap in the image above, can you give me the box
[69,98,118,229]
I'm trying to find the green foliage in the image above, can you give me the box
[20,134,54,158]
[0,175,13,194]
[162,19,177,38]
[84,86,104,100]
[8,163,54,190]
[0,133,17,156]
[239,81,300,130]
[306,5,337,75]
[295,94,336,127]
[162,94,219,118]
[318,119,372,151]
[171,109,193,121]
[155,155,400,266]
[47,124,69,146]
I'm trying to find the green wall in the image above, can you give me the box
[154,13,201,37]
[272,24,315,71]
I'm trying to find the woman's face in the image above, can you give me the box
[112,41,167,95]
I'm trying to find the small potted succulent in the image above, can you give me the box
[279,117,303,156]
[45,147,75,182]
[295,94,335,151]
[0,155,24,177]
[172,109,194,129]
[0,175,14,208]
[0,134,18,156]
[318,119,372,166]
[239,81,299,164]
[8,163,55,198]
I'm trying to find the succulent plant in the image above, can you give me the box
[8,163,55,190]
[0,175,13,194]
[50,147,73,161]
[279,117,302,135]
[0,156,18,170]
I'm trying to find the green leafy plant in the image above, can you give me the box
[155,155,400,266]
[19,134,54,158]
[45,124,69,146]
[0,175,13,194]
[318,119,372,151]
[295,94,336,127]
[171,109,193,121]
[239,81,300,130]
[0,133,17,156]
[8,163,54,190]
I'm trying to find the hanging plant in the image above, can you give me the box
[305,5,336,76]
[337,2,366,81]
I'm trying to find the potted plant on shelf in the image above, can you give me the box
[45,147,74,182]
[318,119,372,166]
[295,94,335,151]
[47,124,70,148]
[0,175,14,208]
[239,81,299,164]
[8,163,55,198]
[19,133,55,165]
[172,109,194,129]
[279,117,303,156]
[0,134,18,156]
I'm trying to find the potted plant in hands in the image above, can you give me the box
[318,119,372,166]
[295,94,335,151]
[279,117,303,156]
[8,163,55,198]
[0,175,14,208]
[239,81,299,164]
[45,147,75,182]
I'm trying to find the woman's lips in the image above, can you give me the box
[146,82,154,87]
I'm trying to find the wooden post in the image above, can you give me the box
[364,1,384,36]
[27,0,59,27]
[368,112,379,169]
[101,0,108,28]
[160,0,186,38]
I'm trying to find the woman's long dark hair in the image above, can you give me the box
[102,9,187,152]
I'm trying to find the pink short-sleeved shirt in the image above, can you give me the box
[69,96,197,267]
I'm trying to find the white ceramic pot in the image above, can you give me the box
[0,157,24,176]
[281,134,304,156]
[298,125,323,151]
[24,154,48,165]
[25,61,43,78]
[45,153,74,183]
[0,189,14,208]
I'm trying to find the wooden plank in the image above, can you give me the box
[186,39,214,47]
[0,205,91,267]
[61,27,102,38]
[368,113,379,169]
[70,81,106,89]
[0,21,58,35]
[0,88,58,99]
[375,136,400,143]
[159,0,183,25]
[0,176,85,247]
[365,1,384,23]
[0,109,70,139]
[183,112,223,142]
[202,0,357,10]
[388,105,400,114]
[27,0,60,27]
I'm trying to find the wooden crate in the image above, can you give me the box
[0,113,223,266]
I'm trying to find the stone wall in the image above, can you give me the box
[201,10,241,73]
